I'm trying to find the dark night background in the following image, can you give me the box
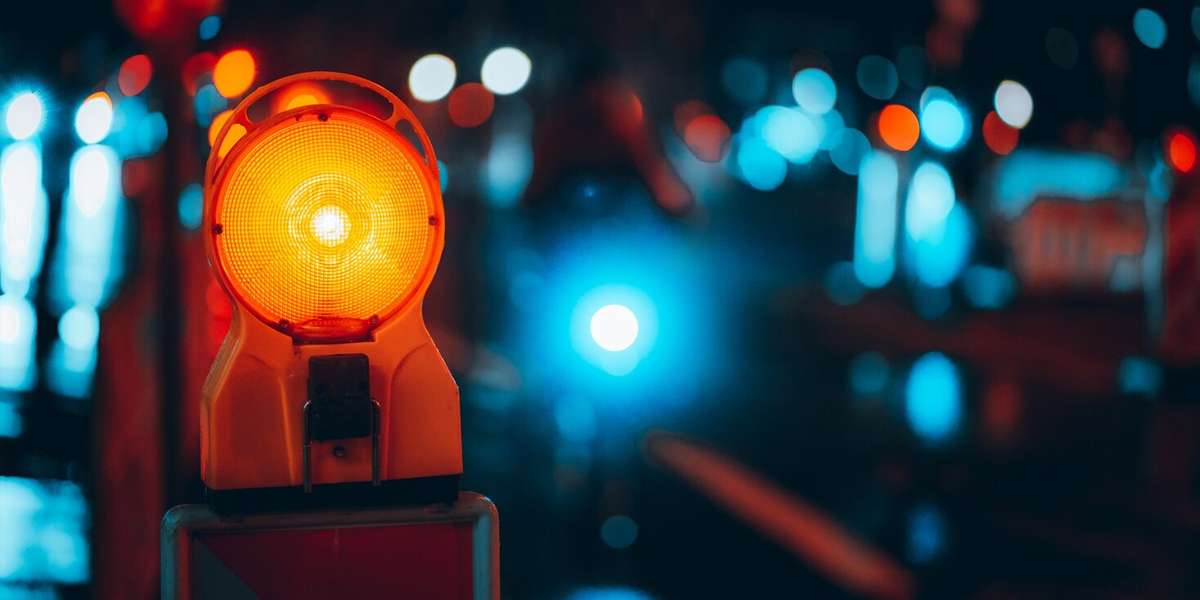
[2,0,1200,599]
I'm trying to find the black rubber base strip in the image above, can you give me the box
[205,474,461,514]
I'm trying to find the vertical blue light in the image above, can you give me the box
[0,142,49,297]
[48,305,100,398]
[0,295,36,391]
[905,161,971,288]
[910,204,972,288]
[906,162,955,240]
[907,501,947,563]
[59,145,123,309]
[46,137,126,398]
[178,183,204,230]
[906,352,962,445]
[0,138,46,392]
[486,134,533,208]
[854,152,899,288]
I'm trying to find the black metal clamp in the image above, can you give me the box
[302,354,381,493]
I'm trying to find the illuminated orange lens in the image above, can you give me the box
[212,110,435,340]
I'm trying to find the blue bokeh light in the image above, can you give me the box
[1133,8,1167,49]
[756,106,820,164]
[920,99,967,150]
[1118,355,1162,397]
[178,183,204,230]
[722,58,768,106]
[0,294,37,391]
[192,84,227,128]
[906,352,963,445]
[829,128,871,175]
[907,501,947,563]
[961,265,1016,309]
[850,351,889,397]
[991,149,1125,219]
[736,137,788,191]
[909,203,972,288]
[856,55,899,100]
[567,588,655,600]
[198,15,222,40]
[791,68,837,114]
[0,476,89,583]
[600,515,639,549]
[905,161,956,242]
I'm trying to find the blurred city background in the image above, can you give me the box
[3,0,1200,598]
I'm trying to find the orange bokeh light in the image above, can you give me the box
[214,50,256,98]
[208,110,232,145]
[118,55,153,97]
[877,104,920,151]
[448,83,495,128]
[287,94,319,110]
[683,115,731,163]
[208,110,245,158]
[1169,132,1197,173]
[983,111,1019,155]
[275,83,331,114]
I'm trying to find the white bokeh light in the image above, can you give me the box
[6,93,44,140]
[408,54,457,102]
[590,304,639,352]
[994,80,1033,129]
[481,47,532,95]
[74,94,113,144]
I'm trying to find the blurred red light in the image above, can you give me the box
[1169,132,1197,173]
[683,115,731,163]
[674,100,713,137]
[878,105,920,152]
[118,55,153,97]
[182,52,217,96]
[448,83,494,128]
[983,111,1019,155]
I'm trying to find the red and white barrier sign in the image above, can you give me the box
[162,493,499,600]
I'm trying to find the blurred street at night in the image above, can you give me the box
[3,0,1200,598]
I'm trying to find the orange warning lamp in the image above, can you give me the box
[201,72,460,507]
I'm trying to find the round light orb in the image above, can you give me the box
[75,93,114,144]
[590,304,639,352]
[993,80,1032,129]
[409,54,457,102]
[480,47,532,95]
[6,92,44,140]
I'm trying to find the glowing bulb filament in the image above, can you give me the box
[310,205,350,247]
